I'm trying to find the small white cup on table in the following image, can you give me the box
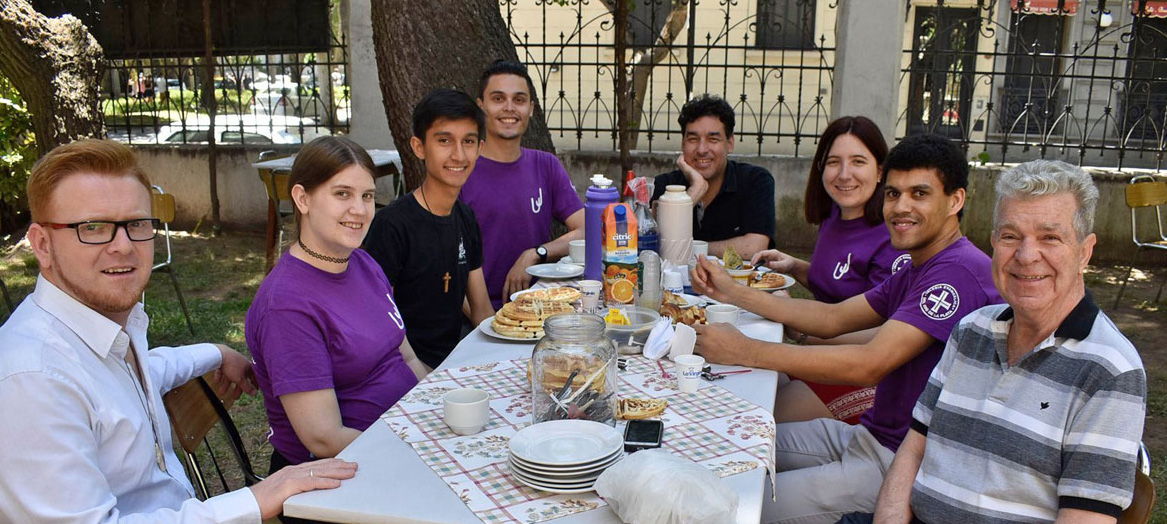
[568,239,586,264]
[443,388,491,435]
[674,354,705,393]
[691,240,709,258]
[706,304,740,325]
[579,279,603,313]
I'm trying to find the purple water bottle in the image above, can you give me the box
[584,175,619,281]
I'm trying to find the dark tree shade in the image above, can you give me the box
[370,0,556,191]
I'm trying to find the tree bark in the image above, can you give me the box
[370,0,556,191]
[625,1,688,149]
[0,0,105,157]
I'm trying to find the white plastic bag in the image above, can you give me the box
[594,450,738,524]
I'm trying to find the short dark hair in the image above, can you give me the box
[678,95,735,138]
[478,59,536,100]
[804,116,889,226]
[289,136,377,239]
[883,133,969,218]
[412,88,485,141]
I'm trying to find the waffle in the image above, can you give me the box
[515,286,581,304]
[749,272,786,289]
[617,398,668,419]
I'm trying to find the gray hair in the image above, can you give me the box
[993,160,1099,240]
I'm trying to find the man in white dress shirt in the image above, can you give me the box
[0,139,357,523]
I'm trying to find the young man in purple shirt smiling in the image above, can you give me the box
[691,134,1002,524]
[459,60,585,308]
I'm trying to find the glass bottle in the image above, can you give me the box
[530,314,617,426]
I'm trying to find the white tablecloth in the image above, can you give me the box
[284,312,782,524]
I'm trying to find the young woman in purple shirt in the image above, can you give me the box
[751,116,907,424]
[247,137,428,522]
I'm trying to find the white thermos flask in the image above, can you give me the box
[657,185,693,265]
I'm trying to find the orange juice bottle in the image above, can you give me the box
[602,203,638,304]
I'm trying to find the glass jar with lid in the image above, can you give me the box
[529,313,617,426]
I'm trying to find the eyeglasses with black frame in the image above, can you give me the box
[40,218,161,245]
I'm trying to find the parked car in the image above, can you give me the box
[153,115,321,145]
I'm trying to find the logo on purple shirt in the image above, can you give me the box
[919,283,960,320]
[891,253,912,274]
[833,253,852,280]
[386,293,405,329]
[531,188,543,214]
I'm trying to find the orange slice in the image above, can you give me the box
[611,279,635,303]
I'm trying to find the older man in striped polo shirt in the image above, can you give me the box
[872,160,1147,524]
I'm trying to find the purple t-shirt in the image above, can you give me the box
[807,206,910,304]
[459,148,584,308]
[246,250,418,464]
[861,237,1001,452]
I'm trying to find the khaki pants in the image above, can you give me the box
[761,418,896,524]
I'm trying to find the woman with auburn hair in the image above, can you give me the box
[246,137,427,522]
[751,116,907,424]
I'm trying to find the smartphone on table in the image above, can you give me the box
[623,419,664,452]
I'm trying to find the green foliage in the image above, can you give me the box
[0,74,36,220]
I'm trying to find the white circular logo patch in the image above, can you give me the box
[919,283,960,320]
[891,254,912,274]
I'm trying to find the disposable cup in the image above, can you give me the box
[674,354,705,393]
[579,279,603,312]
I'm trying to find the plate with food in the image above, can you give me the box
[527,263,584,279]
[480,299,575,342]
[660,291,707,325]
[748,271,794,291]
[479,316,541,342]
[509,286,582,304]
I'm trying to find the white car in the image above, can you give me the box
[154,115,322,145]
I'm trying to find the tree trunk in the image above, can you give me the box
[0,0,105,157]
[625,1,688,149]
[370,0,555,191]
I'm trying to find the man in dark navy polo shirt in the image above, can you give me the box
[651,94,775,258]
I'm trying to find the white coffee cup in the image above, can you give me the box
[579,279,603,312]
[674,354,705,394]
[691,240,709,258]
[443,388,491,436]
[568,239,587,264]
[662,271,684,294]
[706,304,740,325]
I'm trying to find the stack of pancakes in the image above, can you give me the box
[491,287,580,339]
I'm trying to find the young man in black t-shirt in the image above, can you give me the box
[363,89,495,369]
[650,95,775,259]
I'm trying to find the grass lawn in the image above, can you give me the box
[2,229,1166,521]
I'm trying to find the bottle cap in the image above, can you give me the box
[591,174,613,188]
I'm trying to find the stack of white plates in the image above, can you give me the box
[508,419,624,494]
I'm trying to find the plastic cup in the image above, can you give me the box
[579,279,603,312]
[443,388,491,436]
[662,271,684,294]
[568,239,586,264]
[706,304,740,325]
[691,240,709,258]
[674,354,705,393]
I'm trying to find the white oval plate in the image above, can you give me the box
[509,461,603,486]
[509,448,621,475]
[676,293,702,308]
[749,272,795,292]
[510,471,597,494]
[509,420,623,466]
[477,316,540,343]
[526,263,584,279]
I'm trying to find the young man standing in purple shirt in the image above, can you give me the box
[691,134,1002,524]
[459,60,585,308]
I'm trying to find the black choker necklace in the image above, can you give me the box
[298,239,349,264]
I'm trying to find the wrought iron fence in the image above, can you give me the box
[899,0,1167,170]
[503,0,837,156]
[102,10,349,146]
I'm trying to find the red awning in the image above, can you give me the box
[1011,0,1079,14]
[1132,1,1167,17]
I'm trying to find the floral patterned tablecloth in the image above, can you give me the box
[381,356,776,524]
